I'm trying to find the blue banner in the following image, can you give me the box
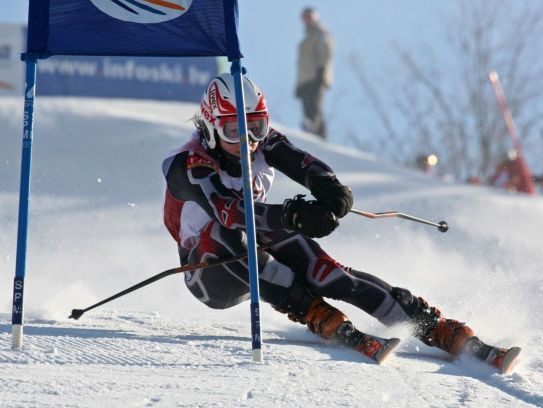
[36,55,218,101]
[27,0,241,59]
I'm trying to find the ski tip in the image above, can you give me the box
[375,337,401,365]
[501,346,521,375]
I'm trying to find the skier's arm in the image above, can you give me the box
[163,152,284,231]
[262,130,353,217]
[163,150,339,238]
[262,130,333,189]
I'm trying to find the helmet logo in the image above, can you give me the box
[209,82,218,110]
[89,0,193,24]
[201,105,216,126]
[211,82,236,115]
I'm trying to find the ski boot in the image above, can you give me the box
[424,316,475,355]
[403,291,472,353]
[304,297,401,364]
[412,298,521,374]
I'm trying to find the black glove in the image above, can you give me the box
[281,195,339,238]
[311,176,353,218]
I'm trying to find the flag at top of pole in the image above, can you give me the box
[26,0,242,58]
[15,0,264,362]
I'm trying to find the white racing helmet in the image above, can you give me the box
[200,73,269,149]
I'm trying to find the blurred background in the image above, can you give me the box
[2,0,542,193]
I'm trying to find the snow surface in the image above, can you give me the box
[1,97,543,407]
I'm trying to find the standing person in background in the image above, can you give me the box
[295,7,333,139]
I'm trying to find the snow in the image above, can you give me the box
[1,96,543,407]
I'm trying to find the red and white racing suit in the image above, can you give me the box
[162,129,419,325]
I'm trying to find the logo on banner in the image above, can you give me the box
[89,0,193,23]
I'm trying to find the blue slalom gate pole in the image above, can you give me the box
[230,60,263,362]
[11,53,38,349]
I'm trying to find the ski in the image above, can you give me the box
[485,346,522,375]
[334,322,401,364]
[367,337,402,364]
[463,337,522,374]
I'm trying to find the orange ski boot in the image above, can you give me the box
[304,297,401,364]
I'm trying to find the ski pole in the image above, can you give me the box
[350,208,449,232]
[69,231,299,320]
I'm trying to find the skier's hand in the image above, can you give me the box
[281,195,339,238]
[312,177,353,218]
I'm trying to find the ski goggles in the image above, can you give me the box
[217,112,270,144]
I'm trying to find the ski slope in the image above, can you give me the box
[1,97,542,407]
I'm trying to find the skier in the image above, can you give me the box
[162,73,519,372]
